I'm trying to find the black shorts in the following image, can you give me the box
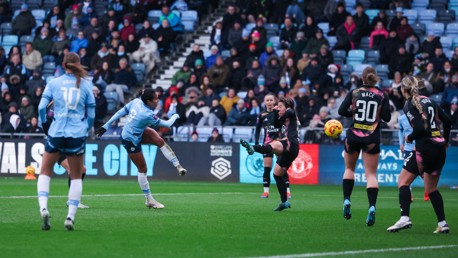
[121,138,142,153]
[276,140,299,169]
[344,138,380,154]
[45,136,87,156]
[403,147,446,176]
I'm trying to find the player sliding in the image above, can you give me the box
[37,52,95,231]
[241,97,300,211]
[338,67,391,226]
[254,93,291,199]
[387,76,451,234]
[95,88,186,209]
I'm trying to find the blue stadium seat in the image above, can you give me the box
[437,10,456,25]
[174,126,190,142]
[19,35,33,45]
[196,126,219,142]
[245,23,255,32]
[430,1,447,11]
[452,37,458,49]
[381,79,393,89]
[135,23,143,32]
[221,50,230,59]
[147,10,162,23]
[412,23,426,36]
[221,127,233,143]
[182,20,195,32]
[132,63,146,82]
[345,0,356,10]
[365,9,379,23]
[426,22,445,36]
[340,64,353,82]
[366,50,380,66]
[430,93,443,103]
[232,127,253,143]
[181,10,198,23]
[43,0,59,11]
[403,9,418,24]
[376,64,390,81]
[444,49,454,59]
[359,37,370,50]
[45,75,55,83]
[332,50,346,65]
[440,36,453,50]
[317,23,329,35]
[347,49,365,66]
[327,36,337,49]
[27,0,42,10]
[2,35,18,46]
[353,64,372,76]
[0,22,12,35]
[411,0,429,9]
[104,91,119,115]
[32,10,46,23]
[265,23,279,37]
[42,62,56,75]
[269,36,280,49]
[446,23,458,36]
[418,9,436,24]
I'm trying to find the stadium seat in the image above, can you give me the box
[182,20,195,32]
[359,37,370,50]
[429,2,447,11]
[27,0,42,10]
[221,127,233,143]
[327,36,337,49]
[358,0,370,9]
[376,64,389,81]
[232,127,253,143]
[132,63,146,75]
[181,10,198,23]
[437,10,456,25]
[365,9,379,23]
[19,35,33,46]
[174,126,190,142]
[340,64,353,82]
[412,23,426,36]
[265,23,279,37]
[446,23,458,36]
[381,79,393,89]
[13,9,20,19]
[245,23,255,32]
[152,23,160,30]
[43,0,59,11]
[221,50,230,59]
[32,10,46,23]
[440,36,453,50]
[452,37,458,49]
[147,10,162,23]
[366,50,380,66]
[135,23,143,33]
[104,91,119,115]
[269,36,280,49]
[332,50,346,65]
[444,49,454,60]
[42,62,56,75]
[418,9,436,24]
[317,23,329,35]
[426,23,445,36]
[346,49,365,66]
[403,9,418,23]
[353,64,372,76]
[411,0,429,9]
[429,93,442,103]
[344,0,356,10]
[2,35,18,46]
[0,22,12,35]
[45,75,55,83]
[2,45,12,55]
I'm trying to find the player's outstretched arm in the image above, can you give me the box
[157,114,180,128]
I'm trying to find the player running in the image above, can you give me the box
[254,93,291,199]
[37,52,95,231]
[95,89,184,209]
[387,76,451,234]
[338,67,391,226]
[241,97,300,211]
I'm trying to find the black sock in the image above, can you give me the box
[399,185,411,217]
[283,173,290,189]
[68,173,86,188]
[263,167,271,188]
[429,190,446,222]
[274,175,287,203]
[343,179,354,200]
[367,188,379,208]
[254,144,272,155]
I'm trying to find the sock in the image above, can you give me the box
[254,144,272,155]
[263,167,271,189]
[274,175,287,203]
[439,220,448,227]
[160,144,179,167]
[283,173,290,190]
[429,190,446,222]
[37,175,51,212]
[342,179,354,201]
[138,172,153,202]
[399,185,411,217]
[68,172,86,188]
[67,179,82,221]
[367,188,379,208]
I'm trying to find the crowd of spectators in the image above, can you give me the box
[1,0,458,145]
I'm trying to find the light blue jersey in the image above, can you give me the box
[38,73,96,138]
[103,98,178,146]
[398,114,415,152]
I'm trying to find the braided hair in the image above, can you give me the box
[401,75,427,122]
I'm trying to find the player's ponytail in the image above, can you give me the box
[63,52,87,88]
[402,76,427,122]
[362,67,379,87]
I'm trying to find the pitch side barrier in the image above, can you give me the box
[0,138,456,187]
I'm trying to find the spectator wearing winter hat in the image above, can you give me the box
[259,42,278,68]
[65,4,82,30]
[317,45,334,71]
[250,17,268,43]
[280,17,298,49]
[206,45,220,69]
[208,56,230,92]
[250,30,266,55]
[120,16,135,42]
[12,4,36,36]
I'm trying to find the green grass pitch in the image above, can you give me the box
[0,178,457,258]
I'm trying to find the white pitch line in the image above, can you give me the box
[0,192,250,199]
[248,245,458,258]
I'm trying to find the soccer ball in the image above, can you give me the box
[324,119,343,138]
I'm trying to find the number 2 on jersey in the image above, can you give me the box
[354,100,378,123]
[427,106,437,129]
